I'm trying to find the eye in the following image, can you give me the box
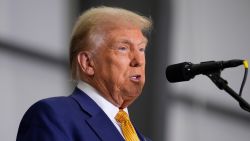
[139,47,146,53]
[118,46,128,51]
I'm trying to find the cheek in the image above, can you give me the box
[104,57,130,80]
[109,57,130,72]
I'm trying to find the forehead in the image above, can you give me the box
[103,27,147,44]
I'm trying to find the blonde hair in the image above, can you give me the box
[69,6,152,80]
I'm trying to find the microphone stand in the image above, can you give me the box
[206,72,250,113]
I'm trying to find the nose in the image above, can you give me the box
[129,50,145,67]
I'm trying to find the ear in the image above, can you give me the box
[77,51,95,76]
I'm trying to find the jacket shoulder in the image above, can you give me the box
[24,96,82,120]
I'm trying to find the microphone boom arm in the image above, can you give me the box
[206,72,250,113]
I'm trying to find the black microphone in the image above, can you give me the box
[166,59,244,83]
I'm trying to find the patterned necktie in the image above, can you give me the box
[115,109,140,141]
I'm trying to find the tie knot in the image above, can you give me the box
[115,109,130,123]
[115,109,140,141]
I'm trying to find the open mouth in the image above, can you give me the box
[130,75,141,82]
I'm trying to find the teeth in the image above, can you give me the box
[131,75,140,81]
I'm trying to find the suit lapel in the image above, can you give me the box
[135,128,149,141]
[71,88,124,141]
[87,111,124,141]
[136,130,145,141]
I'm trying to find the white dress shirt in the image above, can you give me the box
[77,81,128,137]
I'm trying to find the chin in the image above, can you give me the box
[124,90,142,99]
[121,83,144,100]
[120,96,139,108]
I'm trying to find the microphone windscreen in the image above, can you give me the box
[166,62,192,83]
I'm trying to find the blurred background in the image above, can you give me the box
[1,0,250,141]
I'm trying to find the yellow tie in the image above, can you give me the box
[115,109,140,141]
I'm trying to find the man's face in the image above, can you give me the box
[91,27,147,108]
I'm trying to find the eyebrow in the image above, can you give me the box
[117,38,148,46]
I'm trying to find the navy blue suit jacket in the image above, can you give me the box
[17,88,151,141]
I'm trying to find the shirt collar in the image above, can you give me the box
[77,81,128,121]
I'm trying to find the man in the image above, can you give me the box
[17,6,152,141]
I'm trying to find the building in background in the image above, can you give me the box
[167,0,250,141]
[0,0,250,141]
[0,1,74,140]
